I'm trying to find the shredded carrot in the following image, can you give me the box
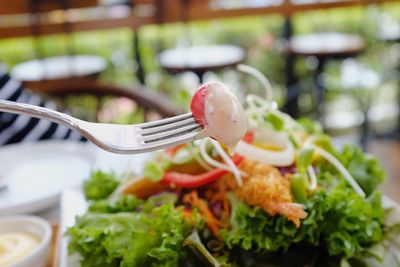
[204,179,231,221]
[183,191,225,238]
[182,209,194,223]
[223,198,230,220]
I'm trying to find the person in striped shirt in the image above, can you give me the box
[0,70,85,145]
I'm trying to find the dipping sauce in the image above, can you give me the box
[191,82,247,153]
[0,232,40,266]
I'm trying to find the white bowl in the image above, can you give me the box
[0,215,52,267]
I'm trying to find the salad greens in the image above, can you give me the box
[143,154,172,182]
[222,188,391,266]
[83,171,120,200]
[339,144,386,196]
[68,195,191,267]
[68,112,399,267]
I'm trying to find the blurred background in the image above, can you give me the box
[0,0,399,187]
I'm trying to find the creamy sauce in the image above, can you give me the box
[0,232,40,266]
[203,83,247,154]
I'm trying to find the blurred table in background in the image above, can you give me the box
[11,55,107,91]
[158,45,245,83]
[288,32,365,116]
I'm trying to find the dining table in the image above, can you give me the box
[158,44,245,83]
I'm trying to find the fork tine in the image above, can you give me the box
[142,123,201,143]
[140,113,193,129]
[139,117,196,135]
[141,130,204,150]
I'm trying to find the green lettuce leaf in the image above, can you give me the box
[83,170,120,200]
[223,187,385,259]
[88,195,142,213]
[68,203,191,267]
[337,144,385,196]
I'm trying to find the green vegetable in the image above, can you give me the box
[223,188,385,259]
[183,230,222,267]
[142,192,179,212]
[338,144,385,196]
[88,193,178,214]
[297,147,315,172]
[223,193,297,253]
[297,117,323,135]
[264,113,285,131]
[290,173,309,203]
[288,133,301,149]
[88,195,142,213]
[68,203,191,267]
[143,154,171,182]
[306,133,338,156]
[83,171,120,200]
[298,187,384,258]
[171,146,195,164]
[143,161,165,181]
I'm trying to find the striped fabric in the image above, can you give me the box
[0,71,84,145]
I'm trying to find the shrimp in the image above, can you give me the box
[221,159,307,227]
[191,82,247,153]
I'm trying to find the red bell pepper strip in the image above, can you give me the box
[161,153,244,188]
[242,131,253,144]
[161,131,253,188]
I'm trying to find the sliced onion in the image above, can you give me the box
[236,140,294,167]
[236,128,295,167]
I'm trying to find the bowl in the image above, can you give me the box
[0,215,52,267]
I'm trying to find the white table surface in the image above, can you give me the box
[33,142,151,223]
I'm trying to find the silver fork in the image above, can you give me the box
[0,100,206,154]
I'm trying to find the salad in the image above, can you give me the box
[67,67,400,267]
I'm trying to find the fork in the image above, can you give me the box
[0,99,206,154]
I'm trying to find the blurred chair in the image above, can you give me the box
[1,0,154,87]
[29,79,181,123]
[2,0,107,91]
[286,32,365,118]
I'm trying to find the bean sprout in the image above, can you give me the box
[210,139,243,187]
[307,166,318,191]
[199,138,245,186]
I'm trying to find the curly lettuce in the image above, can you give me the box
[338,144,385,196]
[88,195,142,213]
[68,203,191,267]
[83,171,120,200]
[223,187,385,260]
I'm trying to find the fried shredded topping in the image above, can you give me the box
[220,159,307,227]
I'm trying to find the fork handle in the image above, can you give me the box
[0,99,80,129]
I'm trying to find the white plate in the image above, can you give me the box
[58,186,400,267]
[0,141,96,216]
